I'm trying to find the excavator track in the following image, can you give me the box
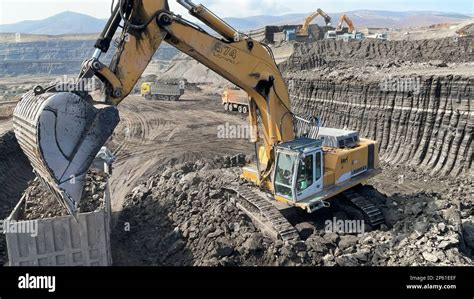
[228,185,300,242]
[342,189,385,227]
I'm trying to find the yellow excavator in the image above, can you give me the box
[336,14,355,33]
[13,1,381,226]
[296,8,332,38]
[325,14,364,40]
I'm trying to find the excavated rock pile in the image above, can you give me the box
[17,170,108,220]
[112,158,473,266]
[0,131,34,265]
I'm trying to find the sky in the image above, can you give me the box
[0,0,473,25]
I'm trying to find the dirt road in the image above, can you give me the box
[107,92,254,216]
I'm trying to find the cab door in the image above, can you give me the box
[295,150,324,201]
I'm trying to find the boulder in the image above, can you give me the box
[243,234,263,252]
[295,222,315,240]
[338,235,359,250]
[215,242,234,257]
[422,252,438,263]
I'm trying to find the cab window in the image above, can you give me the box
[297,155,314,191]
[275,153,296,200]
[315,151,322,180]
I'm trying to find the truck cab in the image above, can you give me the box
[141,82,153,97]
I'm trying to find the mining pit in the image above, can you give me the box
[0,35,472,266]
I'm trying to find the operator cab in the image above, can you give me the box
[273,137,324,203]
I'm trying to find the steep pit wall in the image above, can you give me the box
[282,37,473,70]
[0,40,179,76]
[287,75,472,177]
[282,38,473,177]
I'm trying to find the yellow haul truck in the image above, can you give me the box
[141,82,185,101]
[222,87,250,114]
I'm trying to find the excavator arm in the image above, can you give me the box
[13,0,298,214]
[105,0,294,144]
[336,14,355,33]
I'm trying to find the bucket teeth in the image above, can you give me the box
[13,90,120,215]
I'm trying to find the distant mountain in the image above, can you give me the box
[225,10,472,31]
[0,11,106,35]
[332,10,471,29]
[224,14,305,31]
[0,10,471,35]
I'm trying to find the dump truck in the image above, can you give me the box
[366,33,388,41]
[222,87,250,114]
[140,82,185,101]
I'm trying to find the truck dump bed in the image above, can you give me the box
[141,83,185,101]
[222,88,249,105]
[150,84,183,96]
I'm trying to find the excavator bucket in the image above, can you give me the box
[13,90,120,215]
